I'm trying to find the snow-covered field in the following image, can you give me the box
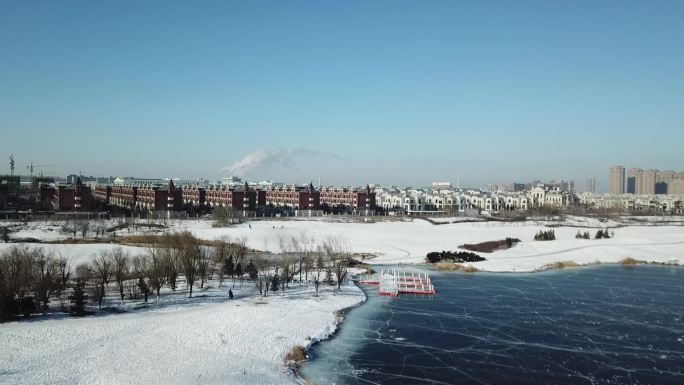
[177,219,684,271]
[3,216,684,272]
[0,282,364,385]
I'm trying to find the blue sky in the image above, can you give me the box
[1,1,682,190]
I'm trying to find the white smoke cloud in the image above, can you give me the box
[219,148,332,177]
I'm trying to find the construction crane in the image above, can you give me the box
[27,162,55,178]
[9,154,14,176]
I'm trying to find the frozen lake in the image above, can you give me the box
[302,265,684,384]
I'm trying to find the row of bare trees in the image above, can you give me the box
[1,231,352,321]
[0,246,71,321]
[249,235,351,298]
[74,232,251,309]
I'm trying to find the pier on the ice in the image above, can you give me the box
[358,268,435,296]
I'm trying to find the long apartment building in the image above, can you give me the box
[181,185,206,208]
[266,183,320,210]
[319,185,376,211]
[97,180,183,211]
[205,182,263,211]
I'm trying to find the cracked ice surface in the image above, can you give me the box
[302,265,684,385]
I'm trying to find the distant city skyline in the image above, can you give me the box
[2,1,683,189]
[5,152,684,193]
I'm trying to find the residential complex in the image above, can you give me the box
[2,169,684,217]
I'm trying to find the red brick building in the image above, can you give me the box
[181,186,206,208]
[56,178,95,211]
[266,183,320,210]
[206,182,259,211]
[38,185,57,211]
[320,185,376,211]
[109,185,137,209]
[136,180,183,211]
[0,184,7,210]
[95,185,111,204]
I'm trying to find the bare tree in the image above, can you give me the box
[132,255,150,303]
[251,256,268,298]
[146,243,169,302]
[79,220,90,239]
[311,249,325,296]
[63,220,78,238]
[75,262,92,283]
[92,252,111,309]
[197,246,211,289]
[111,247,129,304]
[176,232,201,297]
[34,249,56,311]
[158,234,180,292]
[278,237,299,293]
[213,238,231,287]
[213,205,234,226]
[322,237,350,292]
[50,251,71,295]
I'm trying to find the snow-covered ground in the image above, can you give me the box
[0,281,364,385]
[175,219,684,271]
[3,216,684,272]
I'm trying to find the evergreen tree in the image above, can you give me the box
[224,256,235,287]
[19,296,36,318]
[137,277,149,303]
[168,271,178,292]
[246,259,257,281]
[270,271,280,292]
[234,263,243,287]
[69,280,88,316]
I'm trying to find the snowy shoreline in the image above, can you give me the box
[292,282,368,385]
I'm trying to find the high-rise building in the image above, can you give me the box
[621,167,684,195]
[609,166,625,194]
[636,170,656,194]
[585,177,596,193]
[626,168,640,194]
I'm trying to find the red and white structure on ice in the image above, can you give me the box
[359,268,435,296]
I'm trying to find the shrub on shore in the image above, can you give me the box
[426,251,485,264]
[284,345,307,364]
[435,262,478,272]
[537,260,580,271]
[460,238,521,253]
[619,257,638,266]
